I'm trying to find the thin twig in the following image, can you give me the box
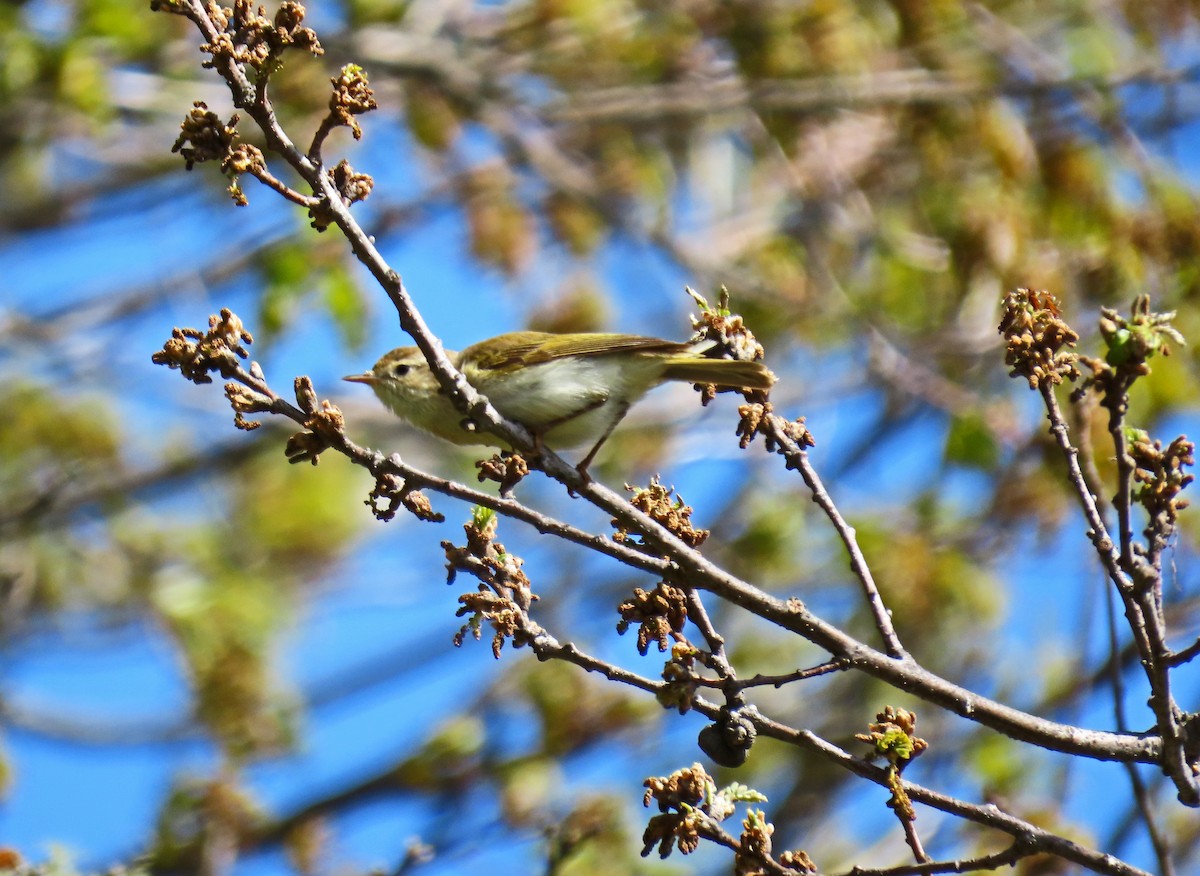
[781,446,907,659]
[734,658,852,689]
[1039,386,1131,594]
[826,839,1032,876]
[681,589,740,698]
[898,811,930,865]
[1168,636,1200,666]
[1041,385,1198,805]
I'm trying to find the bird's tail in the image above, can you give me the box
[661,357,776,391]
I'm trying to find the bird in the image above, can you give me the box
[344,330,775,473]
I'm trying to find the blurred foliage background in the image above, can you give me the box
[3,0,1200,873]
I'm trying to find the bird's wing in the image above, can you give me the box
[465,332,691,370]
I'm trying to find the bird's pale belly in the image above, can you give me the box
[471,356,662,447]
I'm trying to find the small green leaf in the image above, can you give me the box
[719,782,768,804]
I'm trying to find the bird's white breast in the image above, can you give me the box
[472,355,664,447]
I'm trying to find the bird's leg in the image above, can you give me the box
[540,394,609,433]
[574,400,629,480]
[532,393,613,483]
[520,419,563,472]
[526,429,547,463]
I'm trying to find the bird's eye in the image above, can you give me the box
[393,363,411,377]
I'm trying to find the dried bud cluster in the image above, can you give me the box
[734,401,771,448]
[400,489,442,522]
[310,160,376,229]
[444,510,538,658]
[1130,433,1195,523]
[171,103,271,205]
[200,0,322,71]
[856,705,928,766]
[642,763,712,858]
[998,288,1080,388]
[687,286,772,409]
[617,582,688,655]
[328,64,377,141]
[152,308,253,384]
[735,810,775,876]
[475,451,529,495]
[780,418,816,449]
[643,762,712,811]
[736,809,816,875]
[365,469,443,523]
[172,102,240,170]
[453,587,524,658]
[688,286,767,365]
[614,478,709,549]
[271,0,321,54]
[224,143,266,205]
[736,401,811,451]
[777,850,819,874]
[224,381,271,430]
[283,400,342,463]
[330,159,373,204]
[658,642,701,713]
[642,765,796,870]
[283,377,345,464]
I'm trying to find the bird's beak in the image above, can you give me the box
[342,371,377,384]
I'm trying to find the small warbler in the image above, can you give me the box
[344,331,775,472]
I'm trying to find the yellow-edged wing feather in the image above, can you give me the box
[463,332,693,371]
